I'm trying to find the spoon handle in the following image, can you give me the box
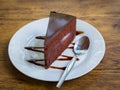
[56,56,76,88]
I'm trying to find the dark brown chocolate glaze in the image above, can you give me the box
[36,36,46,39]
[27,59,44,61]
[27,55,79,62]
[25,47,44,53]
[76,30,84,35]
[49,66,66,70]
[68,46,74,49]
[57,55,73,61]
[71,42,75,45]
[27,60,44,66]
[59,55,79,61]
[27,60,66,70]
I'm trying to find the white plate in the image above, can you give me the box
[8,18,105,82]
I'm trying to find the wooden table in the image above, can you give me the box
[0,0,120,90]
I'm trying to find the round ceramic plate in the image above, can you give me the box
[8,18,105,81]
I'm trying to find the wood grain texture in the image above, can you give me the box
[0,0,120,90]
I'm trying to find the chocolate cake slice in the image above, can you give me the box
[44,12,76,68]
[25,12,76,69]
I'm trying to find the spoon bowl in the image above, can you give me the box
[74,36,90,55]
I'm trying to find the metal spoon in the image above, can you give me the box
[56,36,90,88]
